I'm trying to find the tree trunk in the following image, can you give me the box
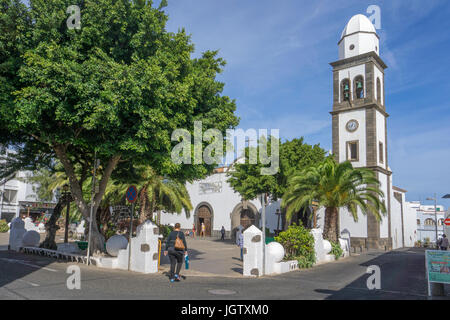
[40,195,71,250]
[323,207,339,243]
[53,145,120,254]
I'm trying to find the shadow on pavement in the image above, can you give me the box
[315,248,449,300]
[0,249,60,290]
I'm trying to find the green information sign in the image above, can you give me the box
[425,250,450,295]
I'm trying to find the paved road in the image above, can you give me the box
[1,247,448,300]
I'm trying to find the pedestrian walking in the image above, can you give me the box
[200,222,206,238]
[440,234,449,251]
[221,226,226,241]
[192,223,196,239]
[164,223,188,282]
[238,232,244,261]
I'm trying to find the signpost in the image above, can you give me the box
[126,185,138,271]
[425,250,450,296]
[444,219,450,226]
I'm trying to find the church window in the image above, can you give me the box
[346,141,359,162]
[376,77,381,103]
[424,218,435,226]
[417,219,420,226]
[379,142,384,163]
[341,79,350,102]
[349,44,355,50]
[354,75,364,99]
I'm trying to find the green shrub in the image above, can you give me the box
[274,224,315,268]
[0,220,9,233]
[330,241,344,260]
[159,224,173,240]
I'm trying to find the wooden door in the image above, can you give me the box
[198,205,212,236]
[240,208,255,229]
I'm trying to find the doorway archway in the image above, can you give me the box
[230,202,259,242]
[194,202,213,237]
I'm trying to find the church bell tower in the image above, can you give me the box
[330,14,392,250]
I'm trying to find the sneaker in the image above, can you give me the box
[170,278,175,283]
[174,274,181,282]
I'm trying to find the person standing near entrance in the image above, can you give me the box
[440,234,449,251]
[220,226,226,241]
[238,232,244,261]
[192,223,196,238]
[164,223,188,282]
[200,222,206,238]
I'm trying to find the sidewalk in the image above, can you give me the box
[159,237,243,278]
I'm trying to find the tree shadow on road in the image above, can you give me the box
[314,248,441,300]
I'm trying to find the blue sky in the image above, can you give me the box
[162,0,450,206]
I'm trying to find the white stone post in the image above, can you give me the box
[9,217,26,251]
[243,225,263,277]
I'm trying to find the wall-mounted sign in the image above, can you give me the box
[199,182,222,195]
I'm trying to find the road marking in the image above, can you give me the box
[17,279,40,287]
[0,258,58,272]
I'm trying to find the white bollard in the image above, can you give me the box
[9,217,26,251]
[243,225,263,277]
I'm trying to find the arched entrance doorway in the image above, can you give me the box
[231,202,259,242]
[240,208,255,229]
[195,203,213,237]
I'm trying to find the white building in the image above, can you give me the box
[327,14,420,250]
[410,201,447,243]
[0,147,56,223]
[160,13,418,250]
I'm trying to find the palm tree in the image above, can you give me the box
[281,158,387,242]
[137,167,192,225]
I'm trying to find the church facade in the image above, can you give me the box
[160,14,417,250]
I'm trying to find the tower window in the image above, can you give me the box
[379,142,384,163]
[376,77,381,103]
[346,141,359,162]
[354,75,364,99]
[341,79,350,102]
[349,44,355,50]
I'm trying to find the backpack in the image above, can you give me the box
[174,232,185,250]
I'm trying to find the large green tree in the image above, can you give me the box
[227,137,326,201]
[0,0,239,253]
[282,158,387,242]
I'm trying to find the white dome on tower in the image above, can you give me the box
[338,14,379,60]
[340,14,377,40]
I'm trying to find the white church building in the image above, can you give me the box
[161,14,417,250]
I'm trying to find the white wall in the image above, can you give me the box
[339,33,379,60]
[338,109,366,167]
[404,201,418,247]
[339,207,368,238]
[160,172,262,232]
[376,110,386,168]
[379,173,389,239]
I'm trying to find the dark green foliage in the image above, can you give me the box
[0,220,9,233]
[330,241,344,260]
[274,223,316,268]
[227,137,325,201]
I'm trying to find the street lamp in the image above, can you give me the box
[426,195,438,248]
[276,209,281,235]
[62,184,72,243]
